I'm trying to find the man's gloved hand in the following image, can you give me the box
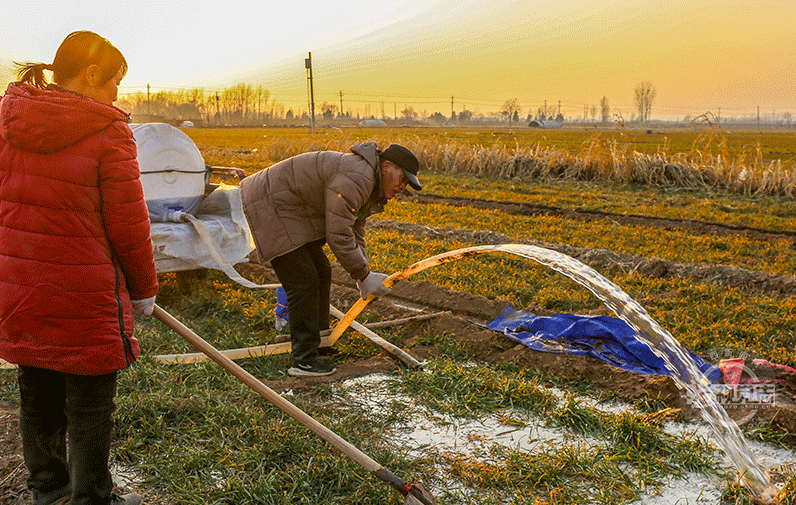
[357,271,391,300]
[131,296,156,317]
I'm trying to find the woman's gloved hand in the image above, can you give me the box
[131,296,156,317]
[356,271,391,300]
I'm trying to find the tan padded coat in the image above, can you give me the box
[240,142,386,280]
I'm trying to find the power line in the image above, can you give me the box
[119,83,792,119]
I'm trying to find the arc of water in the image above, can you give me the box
[328,245,495,344]
[328,243,777,502]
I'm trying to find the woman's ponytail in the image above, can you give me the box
[15,62,52,89]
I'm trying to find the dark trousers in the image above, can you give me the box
[270,238,331,367]
[18,365,117,505]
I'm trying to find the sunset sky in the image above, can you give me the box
[2,0,793,121]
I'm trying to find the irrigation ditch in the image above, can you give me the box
[400,192,796,245]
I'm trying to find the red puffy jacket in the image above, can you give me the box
[0,83,158,375]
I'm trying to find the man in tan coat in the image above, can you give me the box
[241,143,421,376]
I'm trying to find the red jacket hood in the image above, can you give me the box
[0,82,130,154]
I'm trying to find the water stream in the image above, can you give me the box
[484,243,777,501]
[337,242,779,500]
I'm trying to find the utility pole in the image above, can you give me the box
[305,52,316,133]
[394,102,397,120]
[339,91,343,118]
[147,83,151,117]
[451,95,454,117]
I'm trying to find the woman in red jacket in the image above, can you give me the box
[0,31,158,505]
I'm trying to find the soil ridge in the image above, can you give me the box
[402,192,796,243]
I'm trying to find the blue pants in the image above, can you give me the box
[270,238,331,367]
[18,365,117,505]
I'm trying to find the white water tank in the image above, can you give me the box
[132,123,208,221]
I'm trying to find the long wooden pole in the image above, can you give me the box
[152,305,434,505]
[153,305,423,366]
[364,311,448,329]
[328,306,421,368]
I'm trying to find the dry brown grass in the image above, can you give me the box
[197,127,796,198]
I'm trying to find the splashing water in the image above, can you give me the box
[335,241,779,500]
[489,243,778,501]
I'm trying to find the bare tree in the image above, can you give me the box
[220,87,238,123]
[501,98,521,126]
[237,83,253,123]
[253,85,270,124]
[273,102,284,120]
[600,96,610,123]
[401,105,417,120]
[634,81,656,123]
[118,83,278,125]
[320,101,338,120]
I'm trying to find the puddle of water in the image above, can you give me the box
[338,373,795,504]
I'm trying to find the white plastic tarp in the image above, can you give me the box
[151,184,254,273]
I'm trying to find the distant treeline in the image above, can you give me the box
[116,83,795,128]
[117,83,536,126]
[118,84,289,126]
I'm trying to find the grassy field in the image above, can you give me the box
[184,125,796,165]
[2,126,795,504]
[189,125,796,198]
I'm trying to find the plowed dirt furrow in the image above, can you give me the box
[368,219,796,297]
[402,193,796,243]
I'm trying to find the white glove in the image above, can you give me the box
[131,296,156,317]
[356,271,391,300]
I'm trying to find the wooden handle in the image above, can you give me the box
[152,304,382,472]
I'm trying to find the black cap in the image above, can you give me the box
[380,144,422,191]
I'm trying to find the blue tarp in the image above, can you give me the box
[485,306,721,383]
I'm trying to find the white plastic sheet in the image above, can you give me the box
[151,184,254,273]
